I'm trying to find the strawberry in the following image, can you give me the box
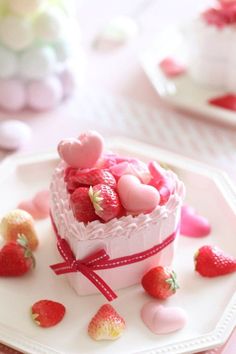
[0,234,35,276]
[89,184,121,222]
[88,304,125,341]
[194,245,236,277]
[141,266,179,300]
[31,300,66,328]
[70,187,99,223]
[64,166,78,182]
[66,169,116,193]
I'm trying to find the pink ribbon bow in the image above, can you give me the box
[50,214,178,301]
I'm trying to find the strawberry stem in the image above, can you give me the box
[165,270,179,292]
[17,234,36,269]
[89,186,104,212]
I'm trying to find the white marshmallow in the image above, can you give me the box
[34,9,66,42]
[8,0,45,16]
[0,16,34,51]
[0,46,18,78]
[0,120,31,150]
[19,46,57,80]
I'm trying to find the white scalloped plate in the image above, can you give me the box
[0,139,236,354]
[140,27,236,126]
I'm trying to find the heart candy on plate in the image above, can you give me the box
[141,302,187,334]
[159,57,186,77]
[18,190,50,220]
[58,131,104,169]
[180,205,211,238]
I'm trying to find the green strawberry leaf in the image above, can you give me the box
[89,186,104,212]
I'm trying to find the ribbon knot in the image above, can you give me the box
[50,214,178,301]
[50,236,117,301]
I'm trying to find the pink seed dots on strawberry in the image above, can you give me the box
[88,304,126,341]
[194,245,236,277]
[31,300,66,328]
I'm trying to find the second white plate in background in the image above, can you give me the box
[140,27,236,126]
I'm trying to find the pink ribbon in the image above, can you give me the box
[50,214,178,301]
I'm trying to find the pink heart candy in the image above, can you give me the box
[18,190,50,220]
[159,57,186,77]
[141,302,187,335]
[117,175,160,213]
[58,131,104,168]
[180,205,211,238]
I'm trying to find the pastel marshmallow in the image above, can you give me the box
[0,46,18,79]
[26,76,63,111]
[8,0,45,15]
[0,16,34,51]
[59,68,75,97]
[0,120,31,150]
[0,79,26,112]
[54,39,71,62]
[34,9,66,42]
[141,302,187,335]
[19,46,57,80]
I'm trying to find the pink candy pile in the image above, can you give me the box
[65,155,174,224]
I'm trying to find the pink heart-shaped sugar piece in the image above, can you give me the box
[110,162,151,183]
[141,302,187,334]
[159,57,186,77]
[58,131,104,168]
[18,200,39,219]
[180,205,211,238]
[117,175,160,213]
[18,190,50,220]
[33,190,50,217]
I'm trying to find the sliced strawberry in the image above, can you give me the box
[31,300,66,328]
[141,266,179,300]
[70,187,99,223]
[88,304,125,341]
[0,234,35,276]
[195,245,236,277]
[89,184,121,222]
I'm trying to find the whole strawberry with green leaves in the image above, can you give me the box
[141,266,179,299]
[0,234,35,276]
